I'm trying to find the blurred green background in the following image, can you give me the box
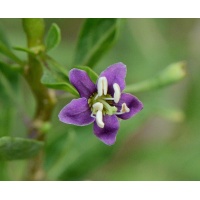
[0,19,200,180]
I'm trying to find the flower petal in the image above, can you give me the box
[69,69,96,98]
[93,115,119,145]
[115,93,143,120]
[59,98,95,126]
[99,62,127,95]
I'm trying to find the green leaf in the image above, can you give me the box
[0,63,20,106]
[0,60,22,73]
[73,18,121,68]
[41,68,79,96]
[0,41,23,65]
[45,23,61,52]
[40,57,78,96]
[13,46,44,55]
[13,46,35,55]
[0,136,44,160]
[75,66,98,83]
[0,27,10,48]
[46,55,69,76]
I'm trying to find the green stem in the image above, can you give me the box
[124,61,186,93]
[22,18,56,180]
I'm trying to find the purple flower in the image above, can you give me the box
[59,62,143,145]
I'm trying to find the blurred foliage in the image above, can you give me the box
[0,18,200,180]
[0,136,44,160]
[73,18,121,67]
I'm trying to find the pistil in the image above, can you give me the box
[98,99,117,115]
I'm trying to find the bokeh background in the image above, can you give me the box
[0,18,200,180]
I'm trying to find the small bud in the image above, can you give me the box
[158,61,186,86]
[125,61,187,93]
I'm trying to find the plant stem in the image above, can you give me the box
[22,19,56,180]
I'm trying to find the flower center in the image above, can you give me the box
[88,76,130,128]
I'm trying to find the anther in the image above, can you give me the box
[93,102,103,111]
[96,110,104,128]
[115,103,130,115]
[97,77,108,97]
[92,102,104,128]
[121,103,130,113]
[113,83,121,103]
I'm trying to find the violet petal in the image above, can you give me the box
[115,93,143,120]
[59,97,95,126]
[99,62,127,95]
[93,115,119,145]
[69,69,96,98]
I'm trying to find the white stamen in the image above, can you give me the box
[94,94,99,100]
[96,110,104,128]
[92,102,103,111]
[103,97,114,101]
[121,103,130,113]
[115,103,130,115]
[113,83,121,103]
[92,102,104,128]
[97,77,108,96]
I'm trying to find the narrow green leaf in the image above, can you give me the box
[0,60,22,73]
[13,46,35,55]
[73,18,121,68]
[13,45,45,55]
[0,27,10,48]
[0,41,23,65]
[46,55,69,76]
[75,66,98,83]
[0,136,44,160]
[40,57,78,96]
[0,63,20,107]
[41,68,79,96]
[45,23,61,52]
[0,71,18,104]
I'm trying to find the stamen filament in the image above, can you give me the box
[94,94,99,100]
[91,113,96,118]
[115,112,124,115]
[103,97,114,101]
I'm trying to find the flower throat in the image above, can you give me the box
[88,77,130,128]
